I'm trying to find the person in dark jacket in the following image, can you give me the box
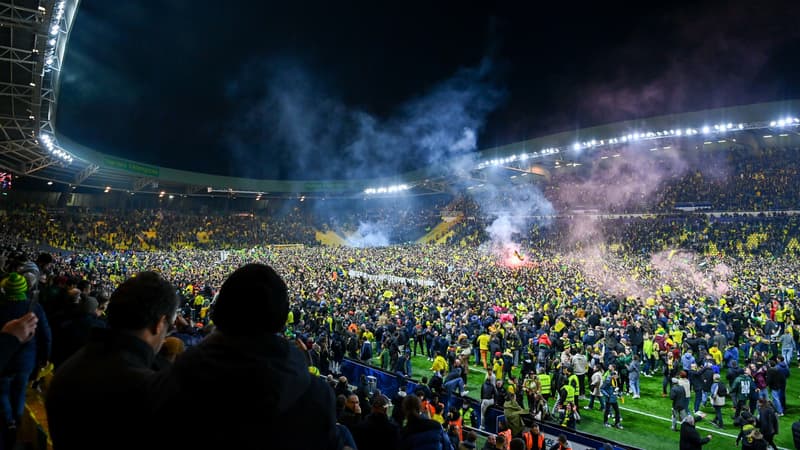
[399,394,454,450]
[670,376,690,431]
[791,419,800,450]
[352,394,400,450]
[679,415,712,450]
[764,361,786,415]
[756,398,778,450]
[50,295,107,368]
[0,273,51,448]
[46,271,178,450]
[742,429,769,450]
[339,393,363,432]
[151,263,338,450]
[0,314,37,372]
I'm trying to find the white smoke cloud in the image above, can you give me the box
[225,57,505,179]
[345,221,391,248]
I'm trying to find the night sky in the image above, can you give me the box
[56,0,800,181]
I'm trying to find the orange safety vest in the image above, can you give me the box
[421,400,435,418]
[448,417,463,442]
[522,430,544,450]
[499,429,512,450]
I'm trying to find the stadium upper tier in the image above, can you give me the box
[0,2,799,199]
[40,102,800,200]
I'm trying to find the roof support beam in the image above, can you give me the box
[72,163,98,187]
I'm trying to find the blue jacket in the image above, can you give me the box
[723,347,739,367]
[399,416,453,450]
[0,299,51,374]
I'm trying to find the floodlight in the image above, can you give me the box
[702,126,710,134]
[573,143,580,151]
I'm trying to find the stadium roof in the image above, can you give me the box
[1,1,799,199]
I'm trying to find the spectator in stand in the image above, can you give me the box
[399,394,453,450]
[0,313,37,370]
[50,295,107,368]
[0,273,51,448]
[151,263,338,450]
[339,393,363,432]
[45,271,178,450]
[352,394,400,450]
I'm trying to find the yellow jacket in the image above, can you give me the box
[431,355,449,374]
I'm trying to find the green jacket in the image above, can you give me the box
[503,398,526,437]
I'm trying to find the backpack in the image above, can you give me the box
[716,382,728,397]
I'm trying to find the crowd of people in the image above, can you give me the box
[1,143,800,449]
[0,213,799,448]
[544,145,800,213]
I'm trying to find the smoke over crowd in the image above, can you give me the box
[225,57,505,181]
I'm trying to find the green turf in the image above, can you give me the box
[379,353,799,450]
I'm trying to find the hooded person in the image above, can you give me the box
[151,263,338,450]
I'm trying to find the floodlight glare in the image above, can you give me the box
[702,126,710,134]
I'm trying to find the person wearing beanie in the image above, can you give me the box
[152,263,338,450]
[0,272,51,448]
[0,273,28,301]
[46,271,177,450]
